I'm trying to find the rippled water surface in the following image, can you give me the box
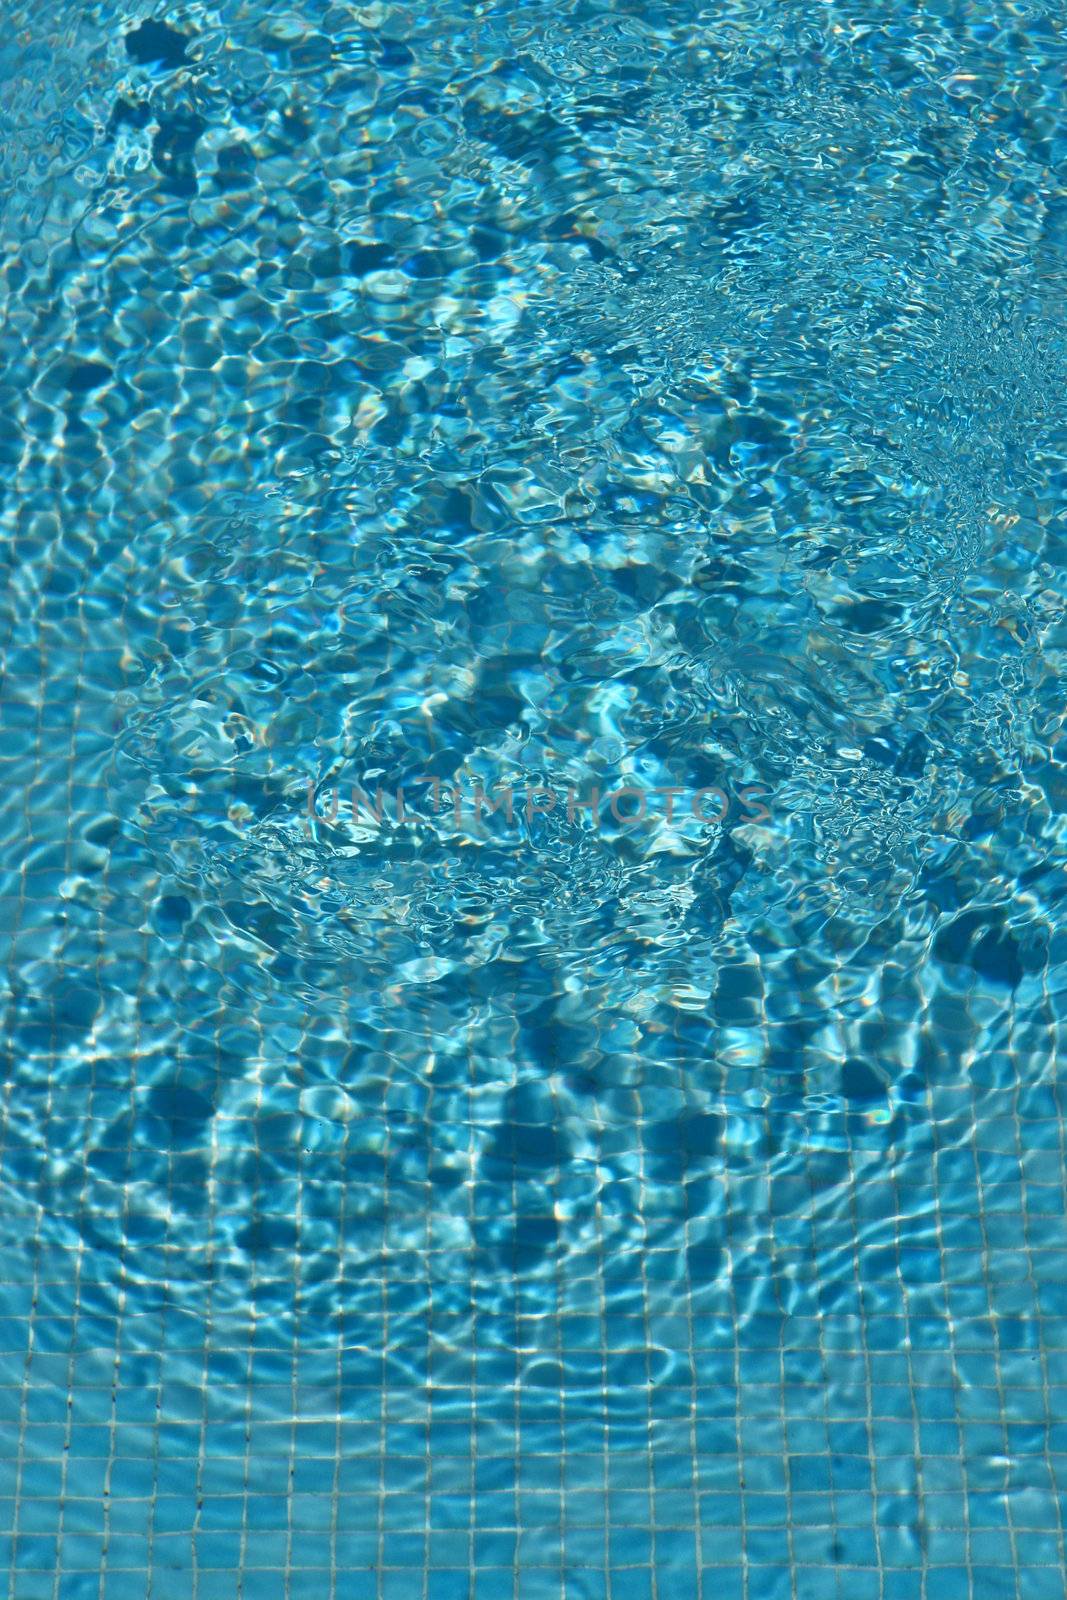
[2,0,1067,1595]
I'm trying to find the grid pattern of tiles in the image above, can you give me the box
[3,1,1067,1596]
[2,1004,1066,1597]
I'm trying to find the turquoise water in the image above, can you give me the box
[2,0,1066,1595]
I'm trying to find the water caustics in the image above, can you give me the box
[1,0,1066,1596]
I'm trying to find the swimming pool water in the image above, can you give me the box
[2,0,1066,1596]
